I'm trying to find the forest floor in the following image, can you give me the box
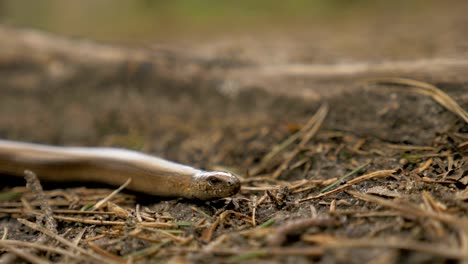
[0,3,467,263]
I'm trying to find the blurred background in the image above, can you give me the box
[1,0,467,65]
[0,1,465,47]
[0,0,466,147]
[1,0,414,41]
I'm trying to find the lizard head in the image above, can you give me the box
[190,171,241,200]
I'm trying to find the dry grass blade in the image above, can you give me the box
[90,178,132,211]
[367,78,468,123]
[291,178,337,194]
[17,218,118,264]
[1,227,7,240]
[0,243,49,264]
[320,162,370,193]
[298,169,396,203]
[88,243,128,264]
[249,130,301,176]
[271,104,329,179]
[347,191,468,228]
[0,240,79,259]
[252,193,268,227]
[251,103,329,176]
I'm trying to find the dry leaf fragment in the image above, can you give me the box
[106,201,130,218]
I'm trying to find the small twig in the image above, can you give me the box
[139,222,175,228]
[414,158,433,174]
[53,215,127,226]
[251,196,258,228]
[24,170,57,233]
[201,217,221,243]
[50,214,172,228]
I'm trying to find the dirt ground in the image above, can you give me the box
[0,4,467,263]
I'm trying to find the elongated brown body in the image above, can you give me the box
[0,140,240,200]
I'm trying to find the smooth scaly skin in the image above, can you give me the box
[0,140,240,200]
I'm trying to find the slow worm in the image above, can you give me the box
[0,139,240,200]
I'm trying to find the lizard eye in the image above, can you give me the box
[207,176,223,186]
